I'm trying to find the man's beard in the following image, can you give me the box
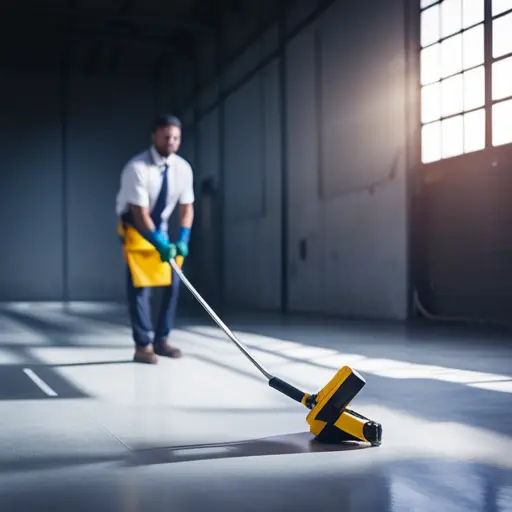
[156,146,172,157]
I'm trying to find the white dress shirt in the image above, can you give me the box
[116,146,194,229]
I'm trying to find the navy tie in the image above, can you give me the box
[150,163,168,231]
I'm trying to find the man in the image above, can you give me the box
[116,114,194,364]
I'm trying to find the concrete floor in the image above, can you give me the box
[0,302,511,511]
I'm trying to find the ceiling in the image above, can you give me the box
[0,0,228,50]
[0,0,289,103]
[0,0,252,68]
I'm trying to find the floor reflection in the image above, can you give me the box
[2,453,511,512]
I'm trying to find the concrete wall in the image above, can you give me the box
[0,45,64,301]
[0,0,412,322]
[0,42,182,302]
[190,0,411,319]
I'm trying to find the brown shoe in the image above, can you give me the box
[154,341,182,358]
[133,344,158,364]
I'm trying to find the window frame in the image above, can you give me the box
[419,0,512,164]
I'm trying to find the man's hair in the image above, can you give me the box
[151,114,182,132]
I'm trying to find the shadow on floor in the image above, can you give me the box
[59,298,199,331]
[0,432,372,475]
[0,453,126,474]
[183,320,512,377]
[63,304,512,380]
[0,358,134,400]
[0,365,92,401]
[0,307,90,336]
[126,431,371,467]
[0,307,136,401]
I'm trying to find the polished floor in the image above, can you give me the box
[0,302,511,511]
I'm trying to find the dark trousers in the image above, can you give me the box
[126,266,181,347]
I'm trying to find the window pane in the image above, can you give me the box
[442,115,464,158]
[492,56,512,100]
[464,65,485,110]
[421,5,440,47]
[493,12,512,58]
[462,23,484,70]
[422,83,442,123]
[421,43,441,84]
[463,109,486,153]
[463,0,484,28]
[492,0,512,16]
[492,99,512,146]
[441,74,463,116]
[441,0,462,38]
[441,34,463,78]
[422,121,441,163]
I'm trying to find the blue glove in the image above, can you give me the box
[176,227,191,258]
[144,230,177,262]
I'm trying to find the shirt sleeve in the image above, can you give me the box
[122,162,149,208]
[179,163,195,205]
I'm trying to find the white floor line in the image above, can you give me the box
[22,368,58,397]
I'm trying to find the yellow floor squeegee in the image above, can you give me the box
[170,258,382,446]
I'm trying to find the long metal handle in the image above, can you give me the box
[169,258,274,381]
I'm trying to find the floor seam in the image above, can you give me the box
[73,401,133,453]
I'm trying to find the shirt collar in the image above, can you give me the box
[150,146,174,168]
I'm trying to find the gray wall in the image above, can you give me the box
[0,42,183,302]
[0,0,413,321]
[189,0,412,320]
[0,46,64,301]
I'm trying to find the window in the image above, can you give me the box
[492,99,512,146]
[421,4,440,47]
[441,115,464,158]
[421,44,441,85]
[464,66,485,111]
[492,0,512,16]
[492,2,512,146]
[441,0,462,38]
[422,122,441,164]
[420,0,512,162]
[464,109,486,153]
[422,82,441,123]
[441,74,463,117]
[463,24,484,70]
[492,56,512,100]
[441,34,463,77]
[463,0,484,28]
[493,11,512,58]
[420,0,485,163]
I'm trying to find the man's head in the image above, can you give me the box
[151,114,182,157]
